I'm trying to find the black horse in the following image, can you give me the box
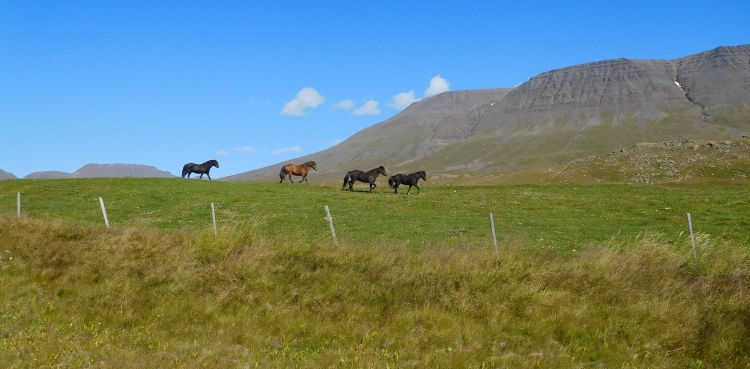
[182,160,219,180]
[342,166,387,192]
[388,171,427,194]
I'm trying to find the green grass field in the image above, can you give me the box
[1,178,749,367]
[1,178,748,250]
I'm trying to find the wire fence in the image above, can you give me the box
[6,190,749,251]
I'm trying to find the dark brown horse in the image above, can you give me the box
[342,166,387,192]
[182,160,219,180]
[279,161,317,184]
[388,171,427,194]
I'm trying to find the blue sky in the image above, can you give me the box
[2,1,749,178]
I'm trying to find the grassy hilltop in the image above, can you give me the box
[1,178,749,367]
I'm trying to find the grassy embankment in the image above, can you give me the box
[1,179,749,367]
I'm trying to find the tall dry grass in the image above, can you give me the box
[1,215,749,368]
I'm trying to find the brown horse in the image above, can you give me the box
[279,161,318,184]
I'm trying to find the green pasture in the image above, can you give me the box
[1,178,748,250]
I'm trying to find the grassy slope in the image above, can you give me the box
[1,179,749,367]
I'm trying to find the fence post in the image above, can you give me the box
[17,192,20,218]
[687,213,696,260]
[490,213,498,256]
[325,205,338,245]
[99,197,110,228]
[211,203,217,236]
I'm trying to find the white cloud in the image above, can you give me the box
[389,90,420,110]
[425,75,450,97]
[216,150,229,156]
[234,146,258,153]
[333,100,355,110]
[272,146,302,155]
[281,87,326,116]
[352,100,381,116]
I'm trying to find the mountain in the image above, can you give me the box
[72,164,175,178]
[24,171,73,179]
[23,164,175,179]
[0,169,18,180]
[224,45,750,183]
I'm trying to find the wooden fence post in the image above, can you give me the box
[99,197,110,228]
[687,213,696,260]
[211,203,217,236]
[490,213,498,256]
[325,205,338,245]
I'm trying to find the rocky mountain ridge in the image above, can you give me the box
[224,45,750,183]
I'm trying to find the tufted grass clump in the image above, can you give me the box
[1,215,749,367]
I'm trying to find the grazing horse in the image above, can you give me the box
[388,171,427,194]
[279,161,318,184]
[182,160,219,180]
[342,166,387,192]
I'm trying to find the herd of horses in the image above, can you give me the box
[182,159,425,194]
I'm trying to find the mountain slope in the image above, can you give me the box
[224,45,750,183]
[223,88,511,181]
[0,169,17,180]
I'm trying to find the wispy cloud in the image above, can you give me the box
[333,99,355,110]
[281,88,325,116]
[352,100,381,116]
[425,75,450,97]
[248,97,269,106]
[216,150,229,156]
[234,146,257,153]
[389,90,420,110]
[272,146,302,155]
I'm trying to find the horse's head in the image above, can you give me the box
[307,161,317,171]
[212,160,219,168]
[419,171,427,181]
[378,166,387,176]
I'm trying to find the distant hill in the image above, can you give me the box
[24,171,73,179]
[72,164,175,178]
[0,169,17,180]
[23,164,175,179]
[223,45,750,183]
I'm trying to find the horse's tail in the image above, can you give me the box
[181,164,189,178]
[388,176,395,189]
[342,171,351,189]
[279,166,286,182]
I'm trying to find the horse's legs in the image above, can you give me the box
[415,184,420,194]
[393,183,398,194]
[199,173,204,179]
[207,173,211,180]
[187,173,191,179]
[348,180,354,191]
[407,185,412,195]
